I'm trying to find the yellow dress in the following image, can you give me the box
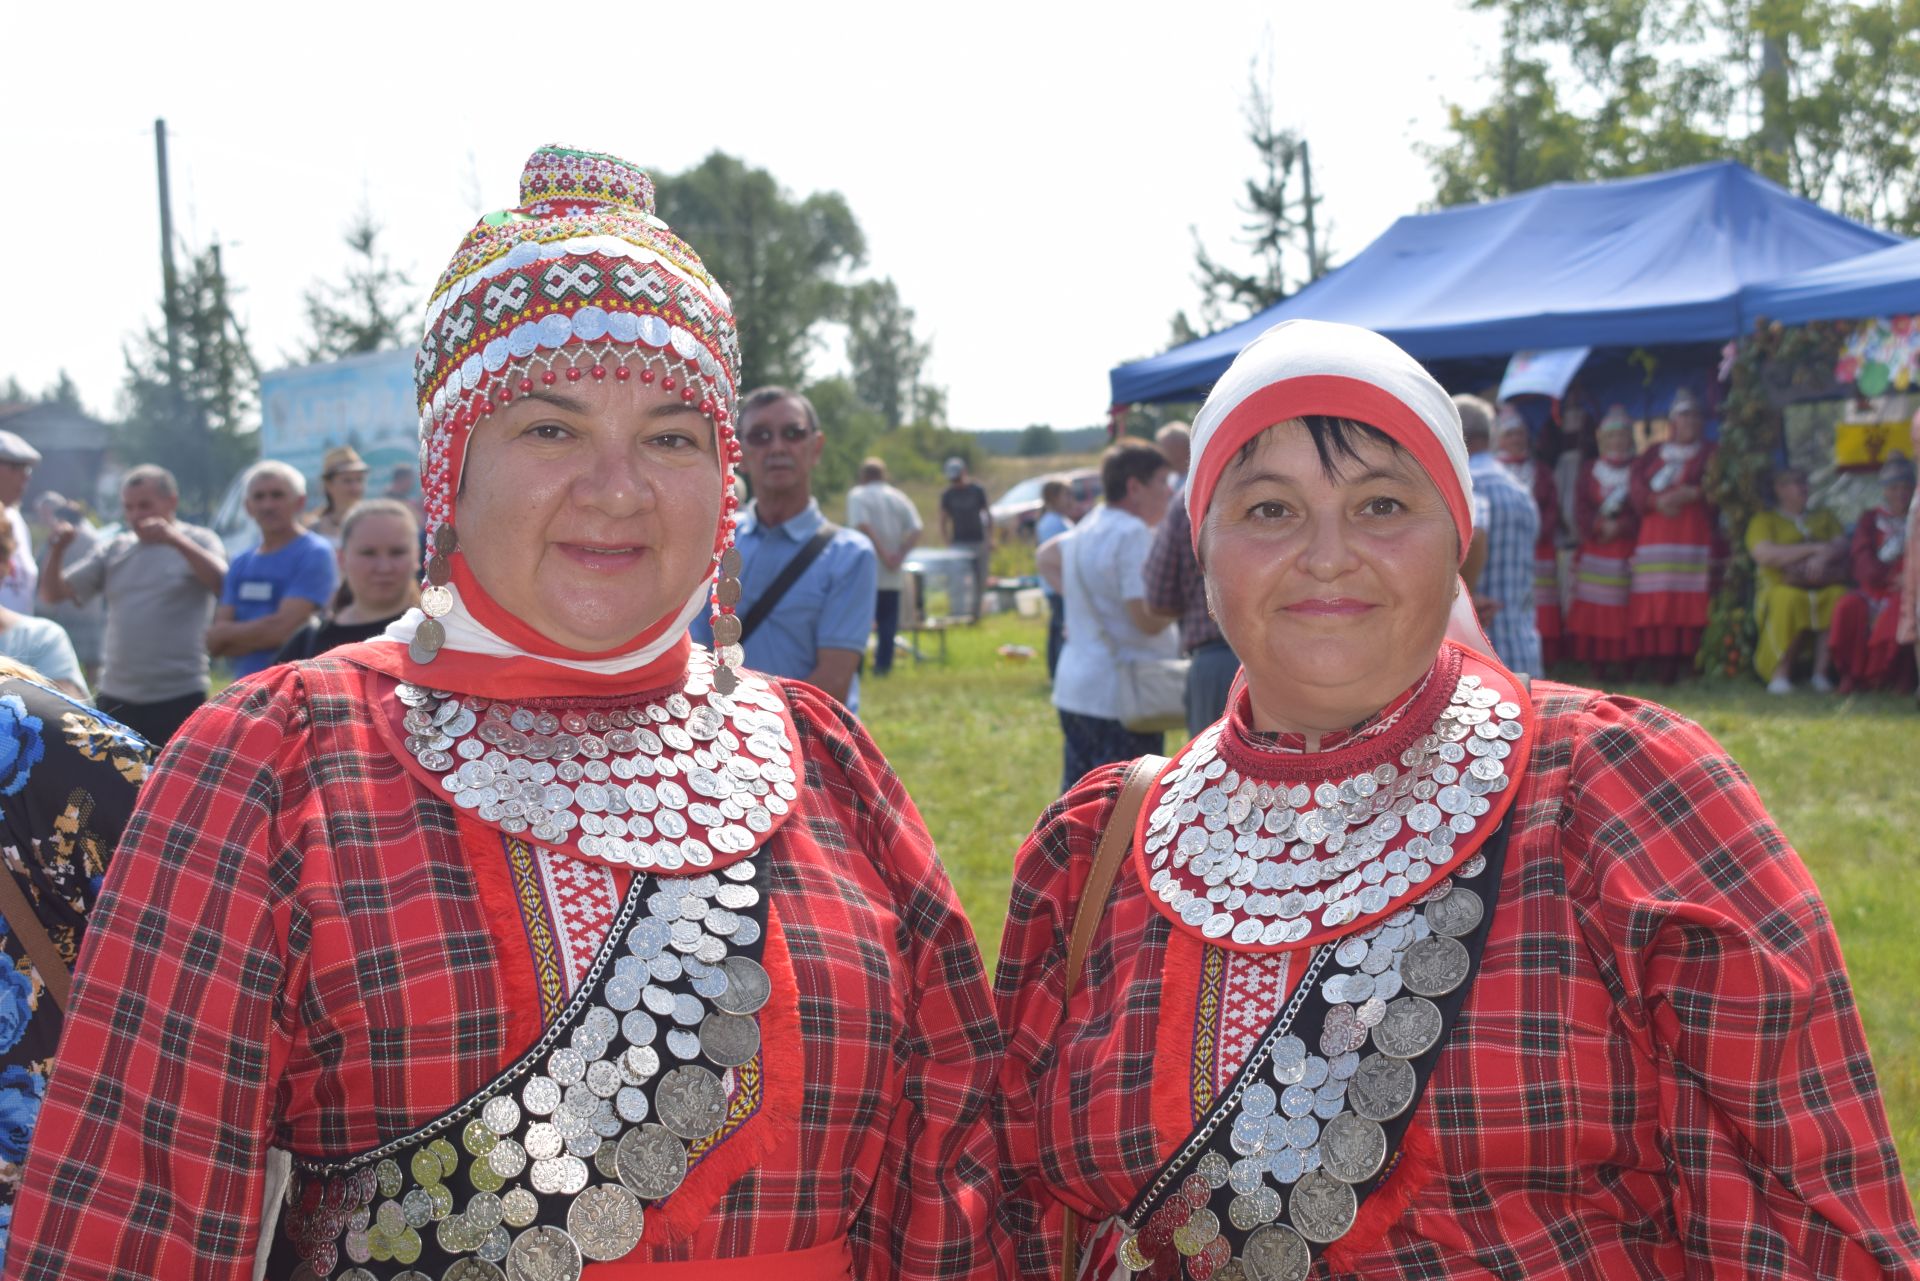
[1745,508,1846,678]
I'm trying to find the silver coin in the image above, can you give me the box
[522,1076,560,1116]
[1228,1186,1283,1231]
[1373,996,1443,1059]
[711,957,771,1015]
[567,1184,645,1261]
[615,1124,688,1200]
[523,1122,563,1160]
[444,1260,506,1281]
[1346,1054,1417,1122]
[666,1028,703,1059]
[1425,886,1484,937]
[1287,1168,1358,1245]
[504,1224,581,1281]
[1241,1222,1312,1281]
[699,1012,761,1068]
[488,1139,527,1179]
[482,1095,521,1135]
[1402,934,1471,997]
[1319,1112,1389,1184]
[500,1187,540,1229]
[654,1065,728,1140]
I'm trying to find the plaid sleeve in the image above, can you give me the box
[782,683,1016,1280]
[1563,695,1920,1277]
[992,764,1128,1281]
[1141,505,1189,619]
[4,672,308,1281]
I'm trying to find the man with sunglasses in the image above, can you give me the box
[690,385,878,711]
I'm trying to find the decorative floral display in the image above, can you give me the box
[1835,315,1919,396]
[0,966,33,1055]
[0,1063,45,1166]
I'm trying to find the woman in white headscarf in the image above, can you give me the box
[993,320,1919,1281]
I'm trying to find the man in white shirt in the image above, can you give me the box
[845,458,922,676]
[0,430,42,613]
[1037,440,1179,791]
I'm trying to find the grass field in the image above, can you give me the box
[860,609,1920,1210]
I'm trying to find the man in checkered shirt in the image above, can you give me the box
[1457,394,1543,675]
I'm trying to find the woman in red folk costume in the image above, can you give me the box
[1493,404,1563,667]
[993,320,1919,1281]
[6,147,1010,1281]
[1626,387,1718,682]
[1563,406,1640,682]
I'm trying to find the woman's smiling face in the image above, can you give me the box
[455,371,722,652]
[1201,419,1458,733]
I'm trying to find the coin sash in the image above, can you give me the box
[270,837,778,1281]
[1116,808,1516,1278]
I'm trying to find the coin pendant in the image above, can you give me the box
[698,1011,761,1068]
[567,1184,645,1261]
[1318,1112,1389,1184]
[504,1224,582,1281]
[710,956,771,1015]
[1373,996,1443,1060]
[1240,1222,1312,1281]
[655,1065,728,1140]
[615,1123,689,1201]
[1425,885,1484,937]
[1345,1054,1418,1122]
[1401,934,1471,997]
[1287,1169,1358,1245]
[409,618,446,663]
[443,1260,506,1281]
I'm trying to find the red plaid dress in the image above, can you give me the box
[995,678,1920,1280]
[4,657,1011,1280]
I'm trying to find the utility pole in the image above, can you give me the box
[154,119,183,392]
[1300,139,1321,282]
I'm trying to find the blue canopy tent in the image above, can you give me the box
[1739,237,1920,325]
[1112,161,1902,406]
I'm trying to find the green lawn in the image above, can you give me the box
[862,610,1920,1210]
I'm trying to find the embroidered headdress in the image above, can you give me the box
[392,144,749,692]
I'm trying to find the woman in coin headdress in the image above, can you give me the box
[993,319,1920,1281]
[6,146,1010,1281]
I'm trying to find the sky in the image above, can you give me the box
[3,1,1502,435]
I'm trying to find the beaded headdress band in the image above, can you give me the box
[411,145,749,693]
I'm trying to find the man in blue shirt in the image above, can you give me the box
[207,460,339,678]
[1455,395,1543,675]
[690,388,877,711]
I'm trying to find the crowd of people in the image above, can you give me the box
[0,146,1915,1280]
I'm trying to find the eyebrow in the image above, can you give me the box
[1228,464,1414,489]
[517,390,703,420]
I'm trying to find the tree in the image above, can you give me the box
[301,206,416,361]
[1431,0,1920,232]
[653,153,867,391]
[846,277,934,430]
[118,241,259,519]
[1191,66,1330,331]
[1018,424,1059,456]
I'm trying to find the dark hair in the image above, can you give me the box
[1232,415,1406,478]
[1040,479,1069,506]
[739,386,819,433]
[1101,439,1169,504]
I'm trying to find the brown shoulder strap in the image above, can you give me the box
[0,867,70,1012]
[1059,751,1166,1281]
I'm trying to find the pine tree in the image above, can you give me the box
[301,206,417,361]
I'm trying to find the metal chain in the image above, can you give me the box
[1124,940,1335,1229]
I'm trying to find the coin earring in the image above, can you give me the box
[711,546,743,695]
[413,522,458,663]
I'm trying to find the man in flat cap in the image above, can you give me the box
[0,429,42,613]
